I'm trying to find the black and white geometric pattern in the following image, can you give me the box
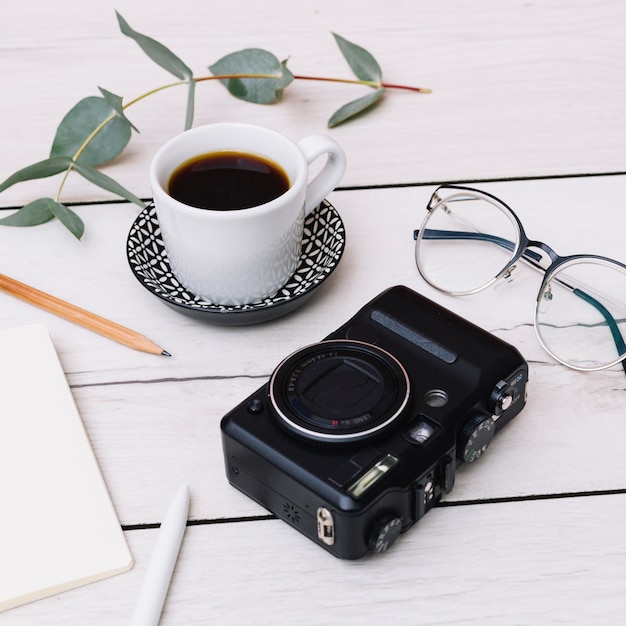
[126,200,346,324]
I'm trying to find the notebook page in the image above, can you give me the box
[0,324,133,612]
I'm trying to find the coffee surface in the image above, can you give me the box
[168,151,290,210]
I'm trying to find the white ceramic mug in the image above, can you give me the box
[150,123,347,305]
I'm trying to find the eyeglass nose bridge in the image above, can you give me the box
[524,239,562,266]
[493,239,567,295]
[517,239,568,289]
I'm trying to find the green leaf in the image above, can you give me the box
[0,198,56,227]
[50,96,132,167]
[48,201,84,239]
[209,49,293,104]
[0,156,72,194]
[328,87,385,127]
[116,11,192,80]
[333,33,382,83]
[71,161,146,208]
[98,86,139,132]
[276,59,294,100]
[0,198,84,238]
[185,79,196,130]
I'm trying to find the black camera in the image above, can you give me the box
[220,286,528,559]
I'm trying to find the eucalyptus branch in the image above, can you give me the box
[291,75,431,93]
[0,13,430,239]
[123,80,189,108]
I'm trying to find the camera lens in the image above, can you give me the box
[269,340,410,443]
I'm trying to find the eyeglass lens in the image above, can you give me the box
[415,189,626,371]
[536,260,626,370]
[415,192,521,294]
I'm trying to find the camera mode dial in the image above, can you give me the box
[458,413,495,464]
[367,514,402,554]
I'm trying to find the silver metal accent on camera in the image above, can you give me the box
[406,419,437,444]
[500,394,513,411]
[424,480,435,502]
[347,454,399,498]
[269,340,411,443]
[424,389,449,408]
[491,379,515,416]
[317,507,335,545]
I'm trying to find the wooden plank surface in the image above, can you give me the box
[0,177,625,526]
[2,0,626,623]
[5,494,626,625]
[1,0,625,207]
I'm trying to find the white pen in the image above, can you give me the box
[130,483,190,626]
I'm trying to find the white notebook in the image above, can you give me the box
[0,324,133,612]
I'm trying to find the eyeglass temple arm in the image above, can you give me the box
[412,228,542,262]
[570,288,626,375]
[413,228,626,374]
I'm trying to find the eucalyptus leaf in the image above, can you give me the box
[0,198,56,227]
[328,87,385,127]
[0,198,83,238]
[0,156,72,194]
[71,161,146,208]
[50,96,132,167]
[185,79,196,130]
[276,59,294,100]
[209,49,293,104]
[116,11,192,80]
[48,200,84,239]
[333,33,382,83]
[98,86,139,132]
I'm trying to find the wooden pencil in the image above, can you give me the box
[0,273,171,356]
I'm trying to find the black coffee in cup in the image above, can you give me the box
[167,151,290,210]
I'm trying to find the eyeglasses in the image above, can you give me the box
[413,185,626,373]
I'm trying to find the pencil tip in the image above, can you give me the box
[161,349,172,357]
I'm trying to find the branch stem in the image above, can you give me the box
[123,80,187,107]
[53,71,429,202]
[194,73,281,83]
[292,74,431,93]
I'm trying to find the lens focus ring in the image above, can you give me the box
[269,340,410,443]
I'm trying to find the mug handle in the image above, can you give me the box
[297,134,347,215]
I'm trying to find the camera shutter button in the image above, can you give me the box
[368,515,402,554]
[490,380,514,415]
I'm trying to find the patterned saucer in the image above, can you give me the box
[126,200,346,325]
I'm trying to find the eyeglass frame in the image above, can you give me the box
[413,184,626,374]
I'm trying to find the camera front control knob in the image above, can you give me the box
[458,413,495,464]
[368,515,402,554]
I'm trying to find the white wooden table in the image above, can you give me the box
[2,1,626,624]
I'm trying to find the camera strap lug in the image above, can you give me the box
[316,508,335,546]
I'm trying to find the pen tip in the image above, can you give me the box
[161,349,172,357]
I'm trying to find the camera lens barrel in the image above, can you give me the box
[269,340,411,443]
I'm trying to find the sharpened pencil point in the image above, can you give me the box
[161,349,172,357]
